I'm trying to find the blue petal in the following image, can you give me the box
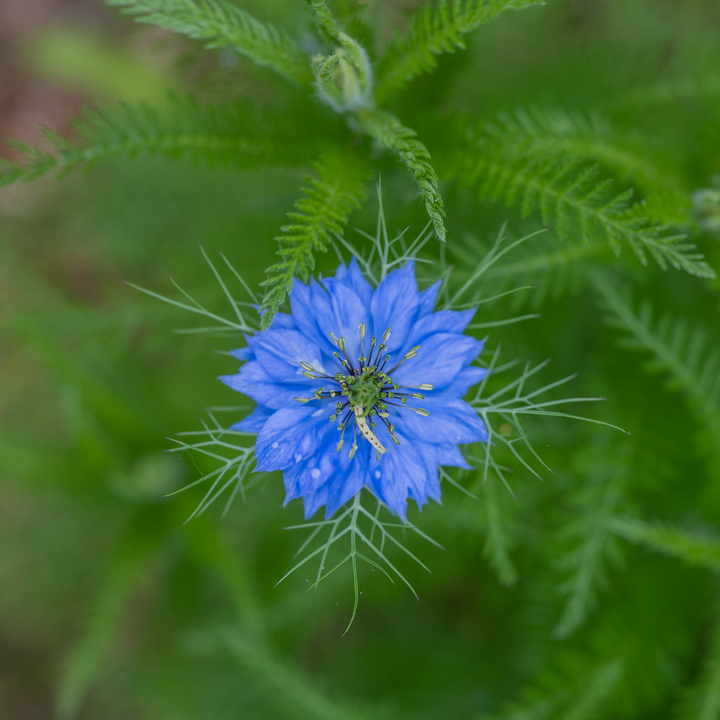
[367,435,430,520]
[436,366,489,397]
[345,257,374,307]
[435,443,473,470]
[255,406,334,472]
[284,437,369,518]
[230,405,274,433]
[324,257,374,308]
[371,261,419,352]
[268,311,296,329]
[417,281,441,317]
[229,347,253,362]
[289,278,337,356]
[220,362,313,410]
[324,282,369,361]
[246,329,326,382]
[393,333,484,389]
[392,398,487,444]
[413,443,442,502]
[402,308,476,352]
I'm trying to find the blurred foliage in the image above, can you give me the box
[2,0,720,718]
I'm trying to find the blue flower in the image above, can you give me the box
[220,259,488,520]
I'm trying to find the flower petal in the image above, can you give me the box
[402,308,476,352]
[284,437,369,519]
[371,261,419,352]
[220,362,313,410]
[367,435,430,520]
[417,280,441,317]
[324,282,369,361]
[246,329,326,382]
[393,333,484,389]
[290,278,337,356]
[436,366,489,397]
[229,346,253,362]
[391,397,487,445]
[325,257,373,308]
[230,405,274,434]
[345,257,374,307]
[255,406,334,472]
[434,443,473,470]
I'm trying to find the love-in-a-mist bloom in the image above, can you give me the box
[221,259,488,520]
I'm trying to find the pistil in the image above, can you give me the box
[294,324,433,459]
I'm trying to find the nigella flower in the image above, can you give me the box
[220,259,488,521]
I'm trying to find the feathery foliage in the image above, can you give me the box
[458,138,715,278]
[259,154,368,329]
[595,274,720,451]
[356,107,446,240]
[484,659,624,720]
[375,0,546,103]
[675,615,720,720]
[0,98,315,187]
[610,518,720,571]
[481,109,692,224]
[553,440,630,639]
[105,0,312,84]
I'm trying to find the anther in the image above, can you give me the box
[294,397,311,403]
[412,408,431,417]
[418,383,434,391]
[382,327,392,343]
[300,361,316,373]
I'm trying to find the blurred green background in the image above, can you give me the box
[2,0,720,718]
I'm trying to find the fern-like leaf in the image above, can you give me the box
[259,154,368,329]
[0,98,316,187]
[459,140,715,278]
[595,274,720,441]
[481,470,519,586]
[356,107,446,240]
[610,518,720,571]
[105,0,312,84]
[483,109,692,224]
[375,0,545,104]
[553,441,631,639]
[675,615,720,720]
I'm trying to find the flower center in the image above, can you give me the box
[295,324,433,460]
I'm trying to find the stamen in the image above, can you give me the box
[349,423,358,459]
[386,345,420,375]
[296,324,431,459]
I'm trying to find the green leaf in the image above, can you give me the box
[105,0,312,84]
[259,153,368,329]
[355,107,446,240]
[610,517,720,571]
[375,0,545,103]
[553,441,631,639]
[0,97,316,188]
[595,274,720,459]
[458,134,715,278]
